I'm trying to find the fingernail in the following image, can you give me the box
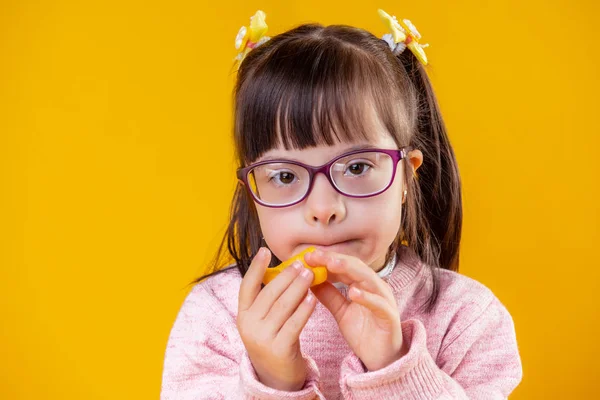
[292,261,303,271]
[314,250,324,258]
[305,291,315,303]
[301,268,312,279]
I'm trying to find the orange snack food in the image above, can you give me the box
[262,246,328,287]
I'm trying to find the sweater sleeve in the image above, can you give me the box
[160,284,326,400]
[338,296,523,399]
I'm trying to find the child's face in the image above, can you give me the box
[255,132,417,272]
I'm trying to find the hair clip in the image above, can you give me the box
[377,8,429,65]
[234,10,271,65]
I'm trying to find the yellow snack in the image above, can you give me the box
[262,246,328,287]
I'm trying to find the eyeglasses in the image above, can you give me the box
[237,147,410,208]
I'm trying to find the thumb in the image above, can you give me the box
[310,281,349,324]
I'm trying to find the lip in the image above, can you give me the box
[304,239,355,253]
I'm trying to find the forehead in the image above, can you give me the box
[237,64,410,166]
[254,97,400,164]
[255,132,398,165]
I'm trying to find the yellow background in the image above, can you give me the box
[1,1,598,398]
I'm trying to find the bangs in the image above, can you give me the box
[234,24,409,165]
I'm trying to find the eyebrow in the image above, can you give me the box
[256,144,379,163]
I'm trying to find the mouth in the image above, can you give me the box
[303,239,356,253]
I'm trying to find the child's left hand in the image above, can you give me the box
[304,250,409,372]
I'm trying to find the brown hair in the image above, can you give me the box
[188,23,462,313]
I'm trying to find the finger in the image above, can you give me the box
[305,250,355,283]
[347,284,397,321]
[330,255,395,302]
[277,287,318,342]
[264,267,315,331]
[310,281,350,324]
[308,251,385,295]
[238,247,271,313]
[253,260,304,320]
[304,251,349,285]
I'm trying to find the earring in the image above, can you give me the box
[402,189,408,203]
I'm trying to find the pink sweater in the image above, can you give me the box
[160,256,523,399]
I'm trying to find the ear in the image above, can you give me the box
[407,149,423,174]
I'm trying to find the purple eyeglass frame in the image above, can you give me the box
[236,147,412,208]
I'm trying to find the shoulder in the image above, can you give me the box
[168,266,243,342]
[428,268,517,350]
[163,266,247,366]
[184,265,243,316]
[435,268,497,313]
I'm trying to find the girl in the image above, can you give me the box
[161,9,523,399]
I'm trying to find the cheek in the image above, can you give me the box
[358,190,402,231]
[255,206,299,259]
[383,162,405,225]
[351,171,404,238]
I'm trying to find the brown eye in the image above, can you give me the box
[279,172,295,184]
[346,163,370,176]
[268,170,297,186]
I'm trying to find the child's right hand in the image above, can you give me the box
[237,247,317,392]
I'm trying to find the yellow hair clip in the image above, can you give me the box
[377,9,429,66]
[234,10,271,65]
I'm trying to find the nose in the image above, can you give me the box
[304,172,346,226]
